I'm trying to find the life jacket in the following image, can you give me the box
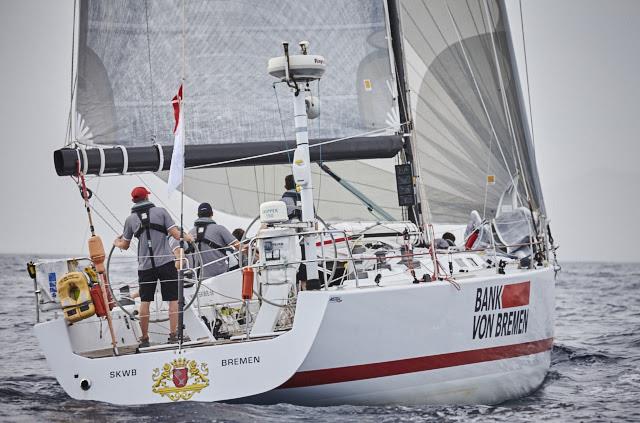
[194,220,222,250]
[194,219,235,275]
[131,201,168,270]
[282,191,302,220]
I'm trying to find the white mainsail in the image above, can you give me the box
[74,0,403,221]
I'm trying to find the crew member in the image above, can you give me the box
[232,228,245,242]
[231,228,248,268]
[281,174,302,220]
[190,202,242,279]
[281,174,310,289]
[113,186,192,347]
[433,232,456,249]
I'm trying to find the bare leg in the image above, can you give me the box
[139,301,151,340]
[168,300,178,335]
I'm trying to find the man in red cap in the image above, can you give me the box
[113,186,192,348]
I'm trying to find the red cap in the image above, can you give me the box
[131,186,151,202]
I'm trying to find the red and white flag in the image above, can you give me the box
[168,84,184,196]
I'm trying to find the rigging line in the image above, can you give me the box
[252,165,261,208]
[519,0,536,147]
[185,125,404,170]
[89,183,126,229]
[445,5,519,197]
[64,0,77,147]
[224,168,238,214]
[89,201,124,238]
[144,0,157,142]
[482,0,531,205]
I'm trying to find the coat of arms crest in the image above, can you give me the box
[152,357,210,401]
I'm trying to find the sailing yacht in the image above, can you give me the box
[29,0,558,405]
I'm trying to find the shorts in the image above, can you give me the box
[138,261,179,302]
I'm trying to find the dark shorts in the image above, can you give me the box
[138,261,179,302]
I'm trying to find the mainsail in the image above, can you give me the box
[398,0,545,224]
[74,0,403,221]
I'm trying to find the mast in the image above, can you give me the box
[385,0,426,230]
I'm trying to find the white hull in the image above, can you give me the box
[253,267,554,405]
[259,353,549,405]
[34,266,554,405]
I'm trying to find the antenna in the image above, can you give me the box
[267,41,326,290]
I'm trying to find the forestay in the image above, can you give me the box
[398,0,545,224]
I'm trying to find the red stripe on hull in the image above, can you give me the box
[280,337,553,389]
[502,281,531,308]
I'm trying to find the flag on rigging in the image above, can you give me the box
[167,84,184,196]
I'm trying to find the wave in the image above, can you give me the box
[551,344,621,365]
[0,375,65,402]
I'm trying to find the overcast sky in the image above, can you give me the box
[0,0,638,262]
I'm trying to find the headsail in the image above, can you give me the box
[397,0,545,224]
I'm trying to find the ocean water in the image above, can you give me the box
[1,256,639,422]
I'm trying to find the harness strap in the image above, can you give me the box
[132,204,167,270]
[134,223,168,239]
[198,238,230,251]
[282,191,301,201]
[195,226,230,252]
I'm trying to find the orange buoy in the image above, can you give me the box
[88,235,106,273]
[242,267,254,300]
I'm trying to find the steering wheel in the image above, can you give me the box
[106,241,204,323]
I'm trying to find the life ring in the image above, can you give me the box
[57,272,95,323]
